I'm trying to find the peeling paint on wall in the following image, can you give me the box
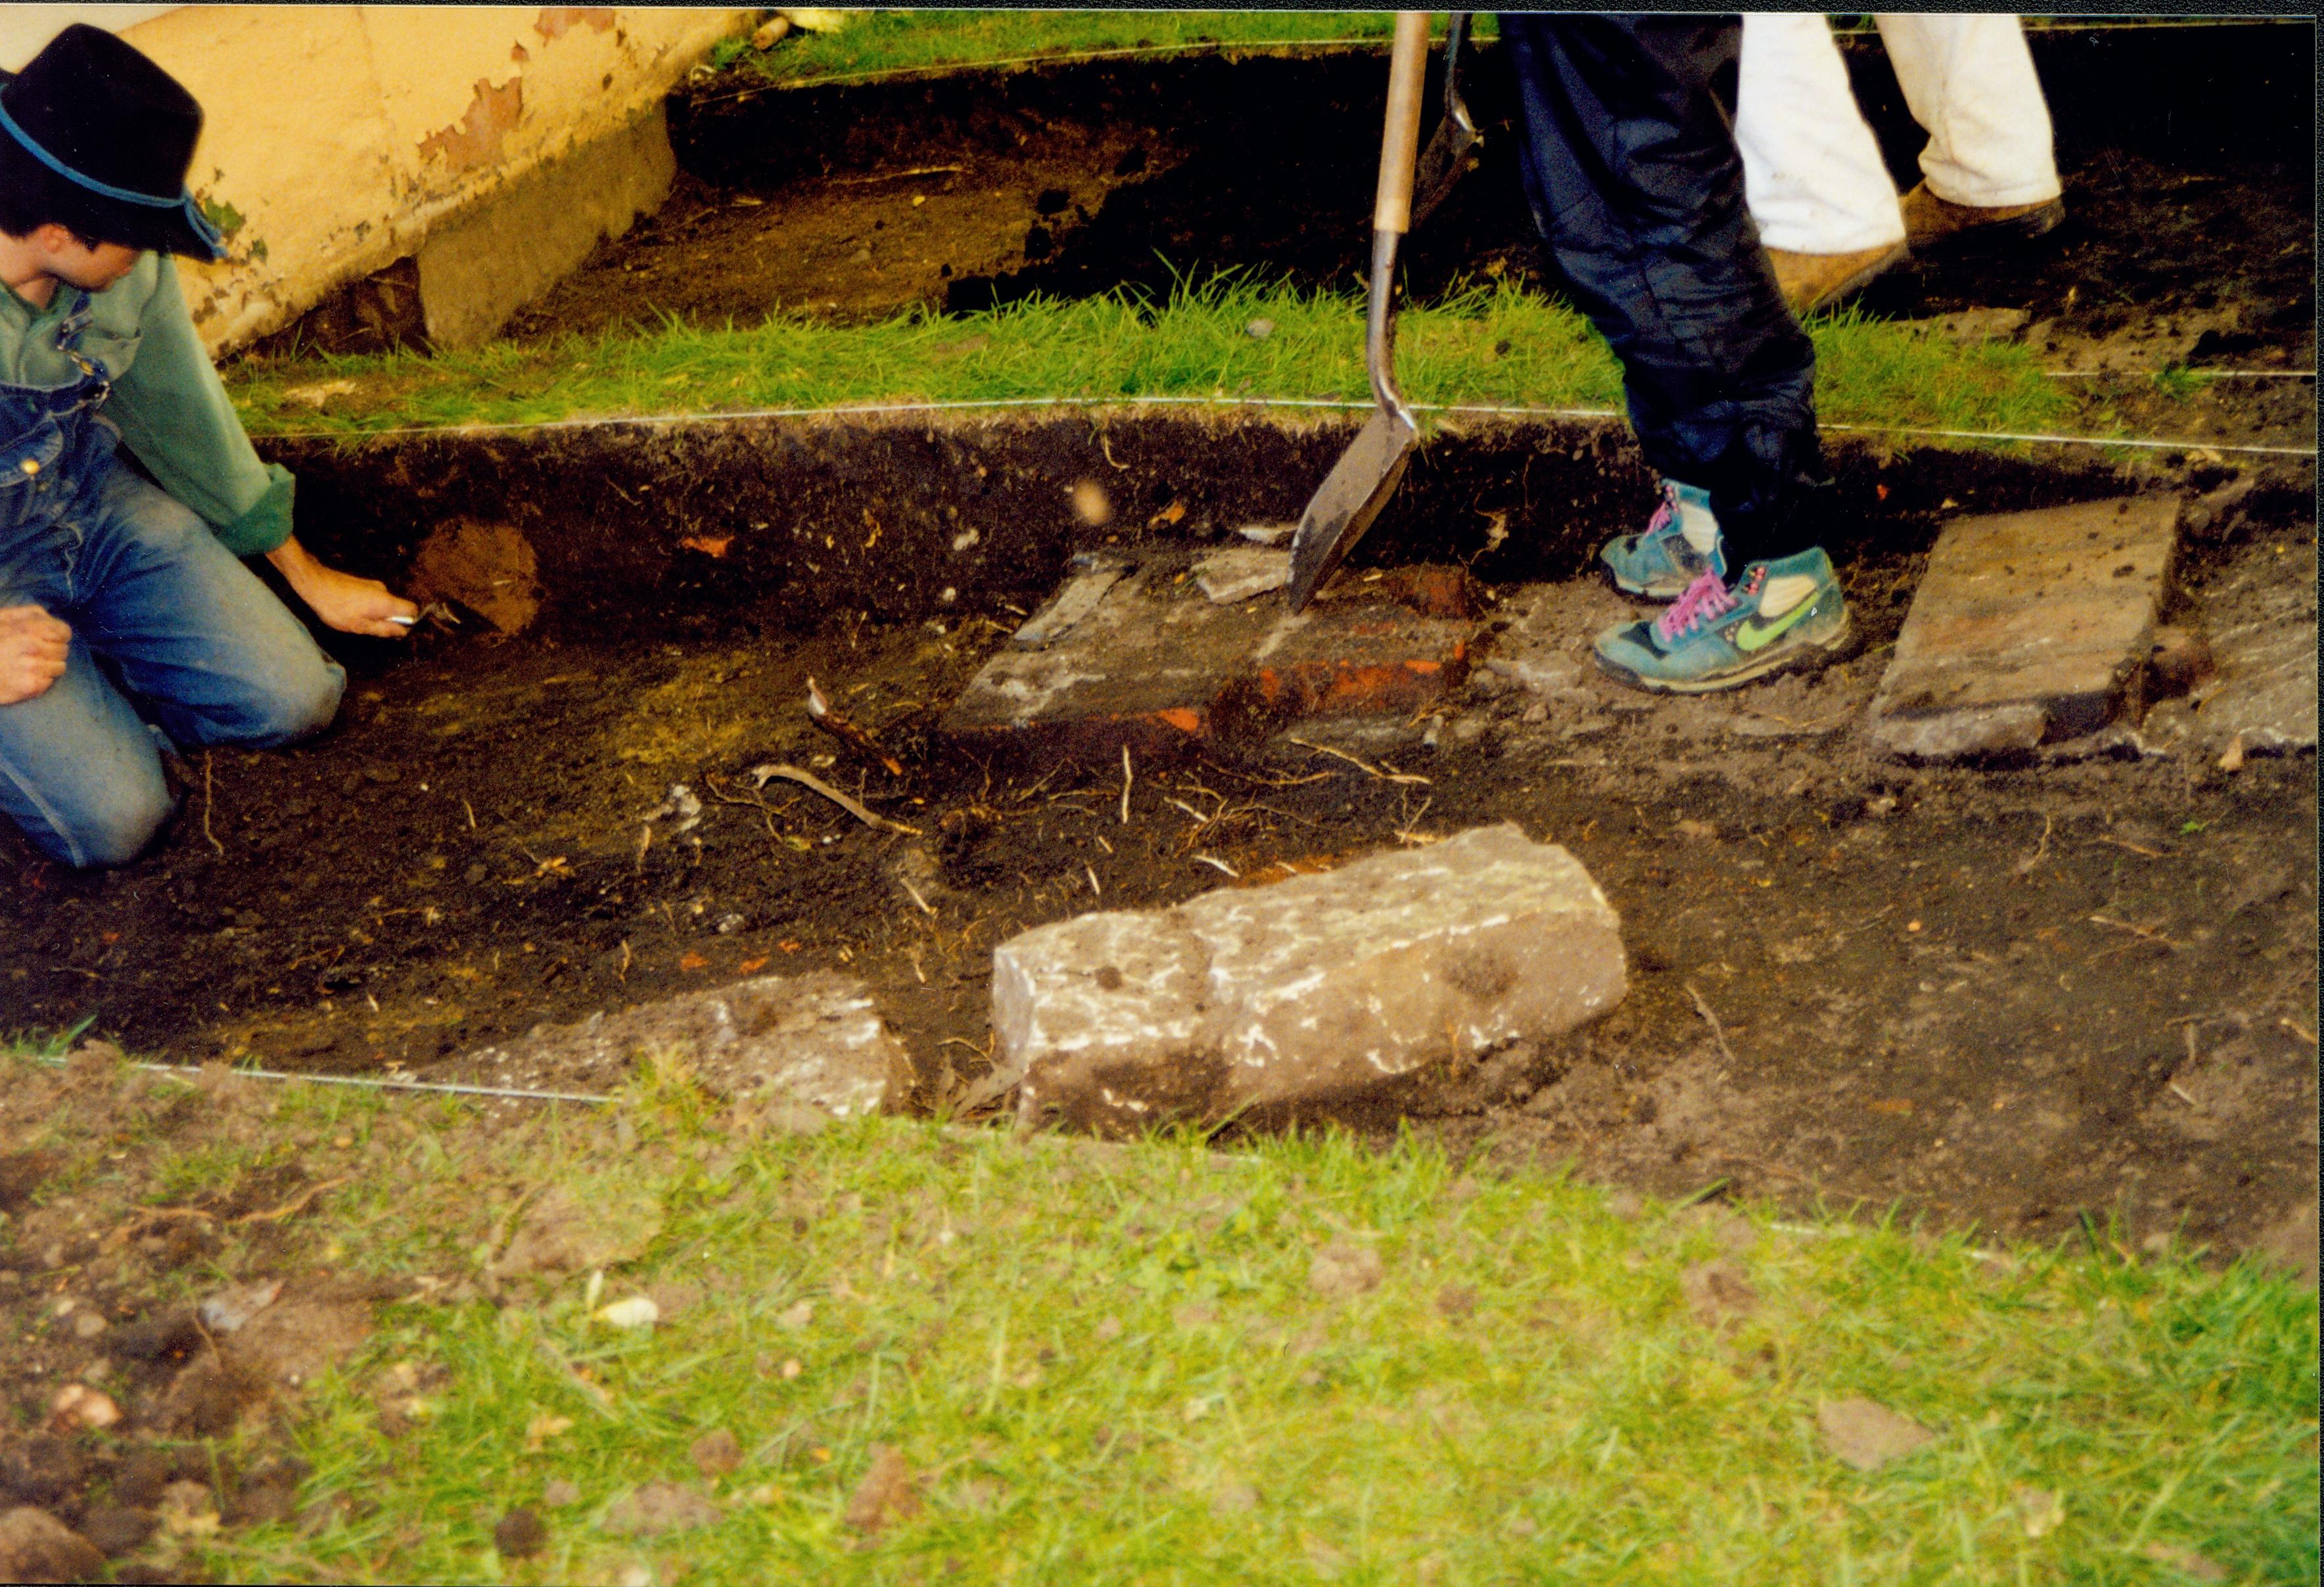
[419,75,525,171]
[534,8,616,43]
[107,5,749,354]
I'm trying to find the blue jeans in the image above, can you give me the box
[0,459,344,867]
[1501,14,1825,566]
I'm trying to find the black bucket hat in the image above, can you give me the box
[0,24,225,261]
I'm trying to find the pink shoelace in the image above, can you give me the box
[1654,568,1736,643]
[1642,484,1677,539]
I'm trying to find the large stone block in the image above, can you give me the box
[1868,496,2180,760]
[992,824,1626,1132]
[459,973,903,1118]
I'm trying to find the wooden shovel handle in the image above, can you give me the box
[1373,12,1433,236]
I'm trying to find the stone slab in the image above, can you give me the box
[991,823,1626,1132]
[1194,545,1291,604]
[939,549,1472,766]
[1868,495,2181,760]
[1010,558,1127,647]
[2140,536,2317,756]
[458,973,903,1118]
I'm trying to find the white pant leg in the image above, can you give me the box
[1736,12,1906,254]
[1876,13,2062,208]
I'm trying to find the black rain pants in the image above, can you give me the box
[1500,13,1825,567]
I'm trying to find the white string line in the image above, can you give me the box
[24,1052,609,1105]
[2043,369,2316,379]
[1815,421,2313,459]
[259,394,2319,458]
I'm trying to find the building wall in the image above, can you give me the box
[5,7,752,352]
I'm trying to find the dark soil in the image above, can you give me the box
[2,499,2313,1265]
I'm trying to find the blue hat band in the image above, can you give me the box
[0,96,223,254]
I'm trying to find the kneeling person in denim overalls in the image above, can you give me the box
[0,26,414,867]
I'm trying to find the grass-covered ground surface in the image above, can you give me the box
[1,1046,2312,1585]
[225,281,2074,446]
[711,11,1474,86]
[698,12,2212,89]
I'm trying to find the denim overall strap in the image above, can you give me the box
[1,296,122,573]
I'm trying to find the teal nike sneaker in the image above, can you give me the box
[1593,548,1851,694]
[1599,480,1725,600]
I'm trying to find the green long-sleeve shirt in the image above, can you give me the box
[1,254,292,556]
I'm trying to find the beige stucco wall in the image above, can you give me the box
[75,6,754,351]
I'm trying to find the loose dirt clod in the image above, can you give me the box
[601,1482,721,1538]
[1816,1396,1936,1472]
[1680,1260,1757,1330]
[494,1507,548,1558]
[46,1383,120,1433]
[494,1183,666,1281]
[228,1458,313,1527]
[1309,1239,1384,1299]
[0,1506,107,1584]
[690,1428,744,1479]
[2141,1542,2229,1582]
[843,1444,921,1534]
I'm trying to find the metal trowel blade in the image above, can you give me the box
[1285,406,1417,612]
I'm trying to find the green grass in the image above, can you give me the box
[695,12,2252,91]
[226,279,2074,446]
[6,1049,2313,1583]
[709,11,1486,87]
[192,1092,2315,1584]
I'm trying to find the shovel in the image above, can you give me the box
[1410,12,1479,231]
[1286,11,1435,613]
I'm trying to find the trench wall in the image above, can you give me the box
[264,412,2248,641]
[673,20,2314,315]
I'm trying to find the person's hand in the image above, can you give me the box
[0,604,70,705]
[264,534,419,639]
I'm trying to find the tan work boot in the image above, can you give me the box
[1765,241,1910,317]
[1900,181,2066,252]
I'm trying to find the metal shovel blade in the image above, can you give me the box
[1409,12,1478,230]
[1410,114,1479,231]
[1285,405,1418,611]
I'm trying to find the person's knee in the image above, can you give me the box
[36,777,175,868]
[232,656,344,746]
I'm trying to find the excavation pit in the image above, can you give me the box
[2,410,2312,1261]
